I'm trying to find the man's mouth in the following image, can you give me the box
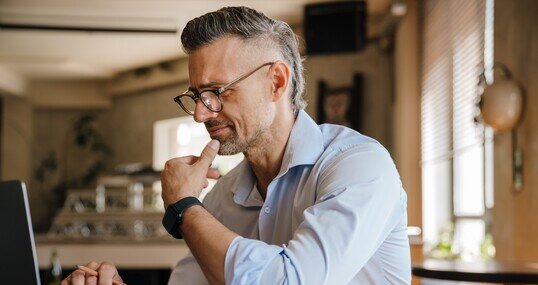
[207,125,230,137]
[205,119,234,138]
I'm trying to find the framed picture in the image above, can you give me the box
[317,73,364,132]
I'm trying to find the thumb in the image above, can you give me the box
[197,140,220,168]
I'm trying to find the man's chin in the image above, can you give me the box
[218,149,241,156]
[208,131,244,155]
[217,141,244,156]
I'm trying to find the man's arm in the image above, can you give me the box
[163,141,409,285]
[161,140,238,285]
[180,206,238,284]
[221,143,409,284]
[167,175,233,285]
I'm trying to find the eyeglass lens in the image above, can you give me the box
[178,91,221,114]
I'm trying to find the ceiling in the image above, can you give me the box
[0,0,390,81]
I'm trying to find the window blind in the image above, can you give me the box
[421,0,488,245]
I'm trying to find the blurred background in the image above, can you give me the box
[0,0,536,284]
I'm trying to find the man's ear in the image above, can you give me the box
[270,61,290,102]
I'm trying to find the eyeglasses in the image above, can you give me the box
[174,62,275,115]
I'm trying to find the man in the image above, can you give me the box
[63,6,411,285]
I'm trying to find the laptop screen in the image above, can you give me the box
[0,180,41,285]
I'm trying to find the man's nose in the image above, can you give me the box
[193,100,218,123]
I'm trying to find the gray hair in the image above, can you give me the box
[181,6,306,114]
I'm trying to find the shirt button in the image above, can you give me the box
[264,207,270,214]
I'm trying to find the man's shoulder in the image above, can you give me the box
[313,123,399,188]
[318,123,387,159]
[314,124,404,207]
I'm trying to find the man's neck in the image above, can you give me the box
[244,110,296,200]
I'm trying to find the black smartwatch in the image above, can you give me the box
[162,196,204,239]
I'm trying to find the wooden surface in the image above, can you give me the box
[37,241,190,269]
[410,243,424,285]
[492,0,538,261]
[393,0,422,235]
[413,259,538,283]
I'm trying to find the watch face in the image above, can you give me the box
[162,198,201,239]
[177,213,183,224]
[163,208,179,233]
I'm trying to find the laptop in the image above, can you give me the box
[0,180,41,285]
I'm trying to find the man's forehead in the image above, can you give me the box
[187,36,250,87]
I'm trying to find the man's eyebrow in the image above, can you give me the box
[188,81,224,92]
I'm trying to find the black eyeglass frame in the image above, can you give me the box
[173,62,275,115]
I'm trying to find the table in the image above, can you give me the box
[37,240,190,269]
[37,240,190,285]
[413,259,538,284]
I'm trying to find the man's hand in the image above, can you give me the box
[61,261,123,285]
[161,140,220,207]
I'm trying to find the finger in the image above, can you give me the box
[112,274,124,285]
[164,156,197,170]
[97,262,117,285]
[85,275,97,285]
[197,140,220,169]
[178,155,199,165]
[203,180,209,188]
[85,261,100,271]
[71,270,87,285]
[206,168,220,179]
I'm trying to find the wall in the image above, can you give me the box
[0,66,26,96]
[0,96,36,224]
[31,108,106,231]
[1,96,33,183]
[303,45,393,150]
[491,0,538,261]
[101,83,189,167]
[28,80,111,109]
[393,0,422,230]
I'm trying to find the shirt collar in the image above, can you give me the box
[277,110,325,176]
[231,110,325,207]
[231,160,264,207]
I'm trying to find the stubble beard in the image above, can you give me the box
[205,119,269,156]
[218,129,248,155]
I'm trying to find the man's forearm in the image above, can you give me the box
[180,205,239,285]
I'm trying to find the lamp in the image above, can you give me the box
[477,62,525,192]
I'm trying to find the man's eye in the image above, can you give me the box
[220,89,232,96]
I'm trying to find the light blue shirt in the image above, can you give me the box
[169,110,411,284]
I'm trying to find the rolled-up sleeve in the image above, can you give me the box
[224,143,406,285]
[168,251,208,285]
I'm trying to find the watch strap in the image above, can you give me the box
[162,196,203,239]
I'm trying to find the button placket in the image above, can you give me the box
[258,183,276,241]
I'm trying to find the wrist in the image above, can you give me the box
[179,204,204,232]
[162,197,204,239]
[166,195,196,208]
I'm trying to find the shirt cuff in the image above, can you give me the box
[225,236,283,285]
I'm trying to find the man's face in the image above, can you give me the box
[188,36,274,155]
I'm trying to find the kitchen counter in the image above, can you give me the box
[37,238,189,269]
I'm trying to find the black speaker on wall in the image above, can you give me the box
[304,1,367,55]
